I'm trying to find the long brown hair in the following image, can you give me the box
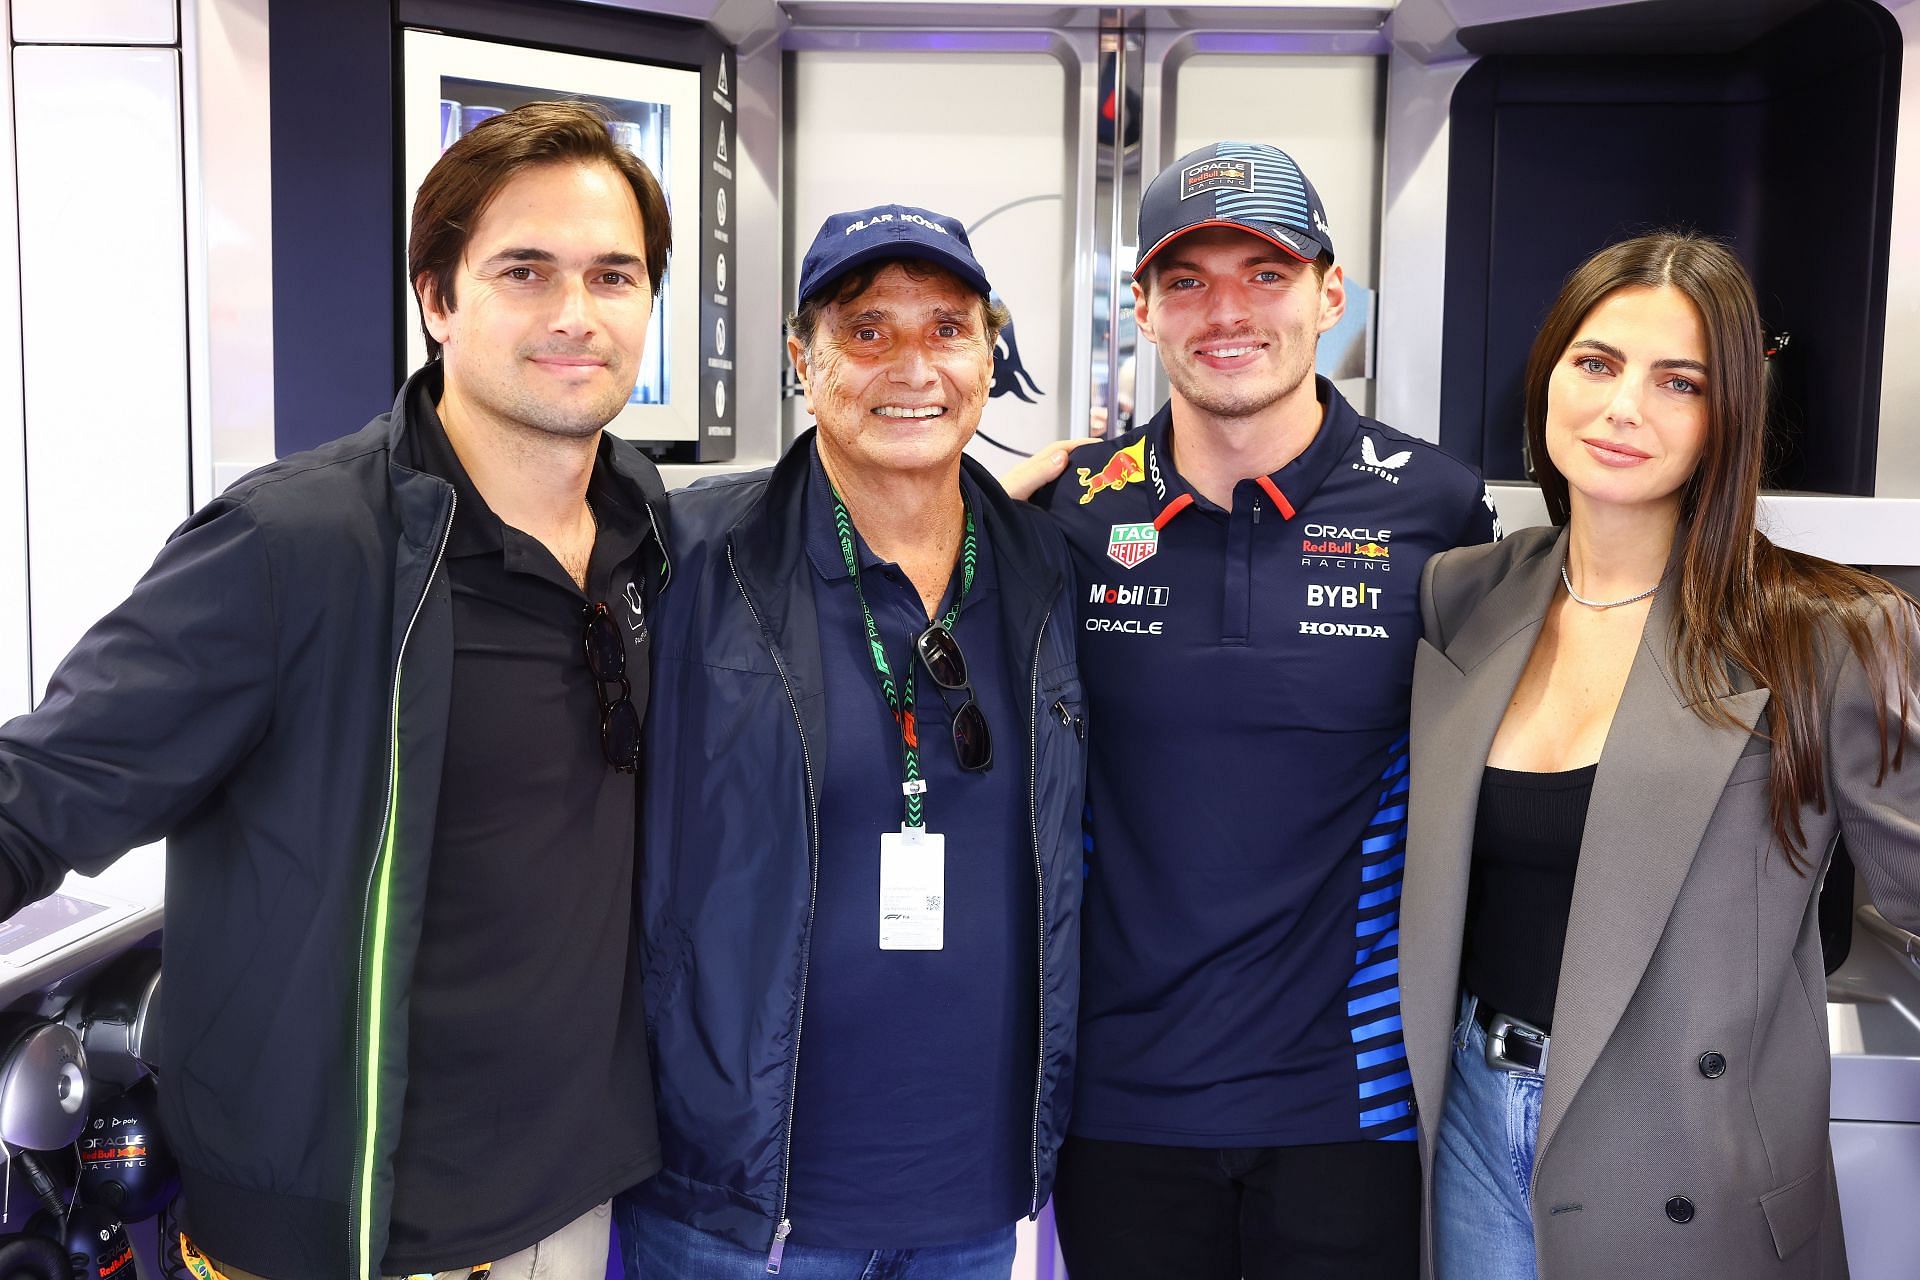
[1523,232,1916,865]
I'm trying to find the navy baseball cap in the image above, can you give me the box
[796,203,993,307]
[1136,141,1334,272]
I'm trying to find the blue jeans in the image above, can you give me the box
[1432,994,1542,1280]
[615,1195,1016,1280]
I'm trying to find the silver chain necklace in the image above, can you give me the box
[1561,562,1659,610]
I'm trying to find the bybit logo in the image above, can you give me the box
[1307,582,1382,611]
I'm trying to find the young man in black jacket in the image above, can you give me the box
[0,102,670,1280]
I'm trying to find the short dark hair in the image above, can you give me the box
[1136,246,1332,299]
[408,100,671,360]
[786,257,1011,351]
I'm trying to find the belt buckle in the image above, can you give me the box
[1484,1009,1549,1075]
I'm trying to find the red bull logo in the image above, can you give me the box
[1077,439,1148,504]
[98,1243,135,1279]
[1300,524,1392,565]
[80,1143,149,1164]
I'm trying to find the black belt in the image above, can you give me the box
[1472,997,1550,1075]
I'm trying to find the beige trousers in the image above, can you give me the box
[199,1199,613,1280]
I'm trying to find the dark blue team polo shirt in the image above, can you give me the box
[785,445,1036,1247]
[1037,378,1497,1148]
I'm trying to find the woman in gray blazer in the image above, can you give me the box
[1401,232,1920,1280]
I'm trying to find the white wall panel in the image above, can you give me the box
[183,0,276,502]
[1834,1119,1920,1278]
[1487,482,1920,568]
[1169,53,1385,417]
[11,0,179,46]
[788,50,1071,476]
[1374,49,1471,445]
[15,45,190,701]
[1172,55,1384,308]
[0,40,27,725]
[1876,0,1920,497]
[12,0,179,46]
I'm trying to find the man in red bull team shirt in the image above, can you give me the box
[1023,141,1500,1278]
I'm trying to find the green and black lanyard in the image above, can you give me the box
[830,486,975,830]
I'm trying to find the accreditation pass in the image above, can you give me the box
[879,827,945,950]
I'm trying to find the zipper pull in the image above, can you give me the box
[1052,698,1085,740]
[1253,495,1263,524]
[766,1219,792,1274]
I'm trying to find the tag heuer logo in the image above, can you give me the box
[1107,522,1159,569]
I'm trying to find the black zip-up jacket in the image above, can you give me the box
[0,366,669,1280]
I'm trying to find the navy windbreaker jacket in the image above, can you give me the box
[638,432,1087,1258]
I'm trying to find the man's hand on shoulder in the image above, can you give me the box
[1001,437,1102,503]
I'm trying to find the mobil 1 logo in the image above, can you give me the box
[1086,580,1170,636]
[1090,582,1170,608]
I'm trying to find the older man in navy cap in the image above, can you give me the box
[614,205,1087,1279]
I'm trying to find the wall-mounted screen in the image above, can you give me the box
[401,30,703,443]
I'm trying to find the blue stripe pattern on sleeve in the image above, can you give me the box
[1348,732,1417,1141]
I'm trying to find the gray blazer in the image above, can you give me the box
[1402,524,1920,1279]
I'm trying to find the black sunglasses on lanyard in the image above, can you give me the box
[916,623,991,772]
[583,601,641,772]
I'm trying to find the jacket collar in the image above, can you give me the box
[800,440,995,592]
[382,362,672,582]
[378,366,458,558]
[1424,525,1565,675]
[1429,526,1755,702]
[729,430,1066,686]
[735,430,1059,597]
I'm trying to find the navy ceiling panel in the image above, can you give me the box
[1439,0,1898,495]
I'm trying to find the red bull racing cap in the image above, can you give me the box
[797,203,993,306]
[1136,141,1334,272]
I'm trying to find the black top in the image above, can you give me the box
[383,395,661,1272]
[1461,763,1597,1034]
